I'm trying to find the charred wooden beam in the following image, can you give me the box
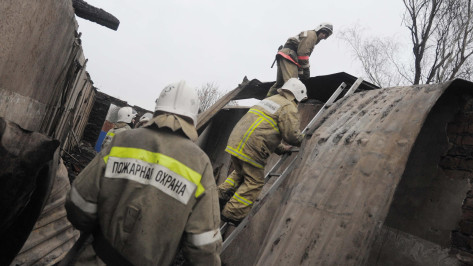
[72,0,120,31]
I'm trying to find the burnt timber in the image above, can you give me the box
[72,0,120,30]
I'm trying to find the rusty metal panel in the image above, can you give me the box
[221,80,473,265]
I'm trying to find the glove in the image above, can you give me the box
[299,67,310,80]
[275,144,293,156]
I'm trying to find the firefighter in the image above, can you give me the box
[267,23,333,97]
[65,81,222,266]
[101,106,136,149]
[218,78,307,225]
[135,112,153,128]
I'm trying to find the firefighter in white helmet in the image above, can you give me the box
[218,78,307,225]
[66,81,222,265]
[101,106,136,149]
[135,112,153,128]
[267,23,333,97]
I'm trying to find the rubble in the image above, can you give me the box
[62,141,97,183]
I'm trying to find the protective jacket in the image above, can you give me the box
[277,30,320,72]
[66,115,222,266]
[225,92,303,169]
[101,122,132,149]
[267,30,320,97]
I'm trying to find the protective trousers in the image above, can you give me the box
[218,156,265,222]
[267,58,298,97]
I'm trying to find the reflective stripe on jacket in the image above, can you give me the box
[103,146,206,200]
[66,124,221,266]
[225,94,303,168]
[281,30,319,69]
[101,123,131,150]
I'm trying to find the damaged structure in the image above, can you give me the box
[0,1,123,264]
[196,77,473,265]
[0,1,95,153]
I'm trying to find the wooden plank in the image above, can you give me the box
[196,77,252,132]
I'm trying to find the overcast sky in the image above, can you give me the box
[77,0,407,111]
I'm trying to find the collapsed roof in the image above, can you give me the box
[197,72,378,133]
[197,75,473,265]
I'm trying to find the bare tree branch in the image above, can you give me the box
[197,82,223,111]
[403,0,473,84]
[338,26,406,87]
[342,0,473,87]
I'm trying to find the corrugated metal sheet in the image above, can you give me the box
[220,79,473,265]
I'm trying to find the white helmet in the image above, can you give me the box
[281,78,308,102]
[139,112,153,122]
[315,22,333,38]
[117,106,136,123]
[155,80,200,125]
